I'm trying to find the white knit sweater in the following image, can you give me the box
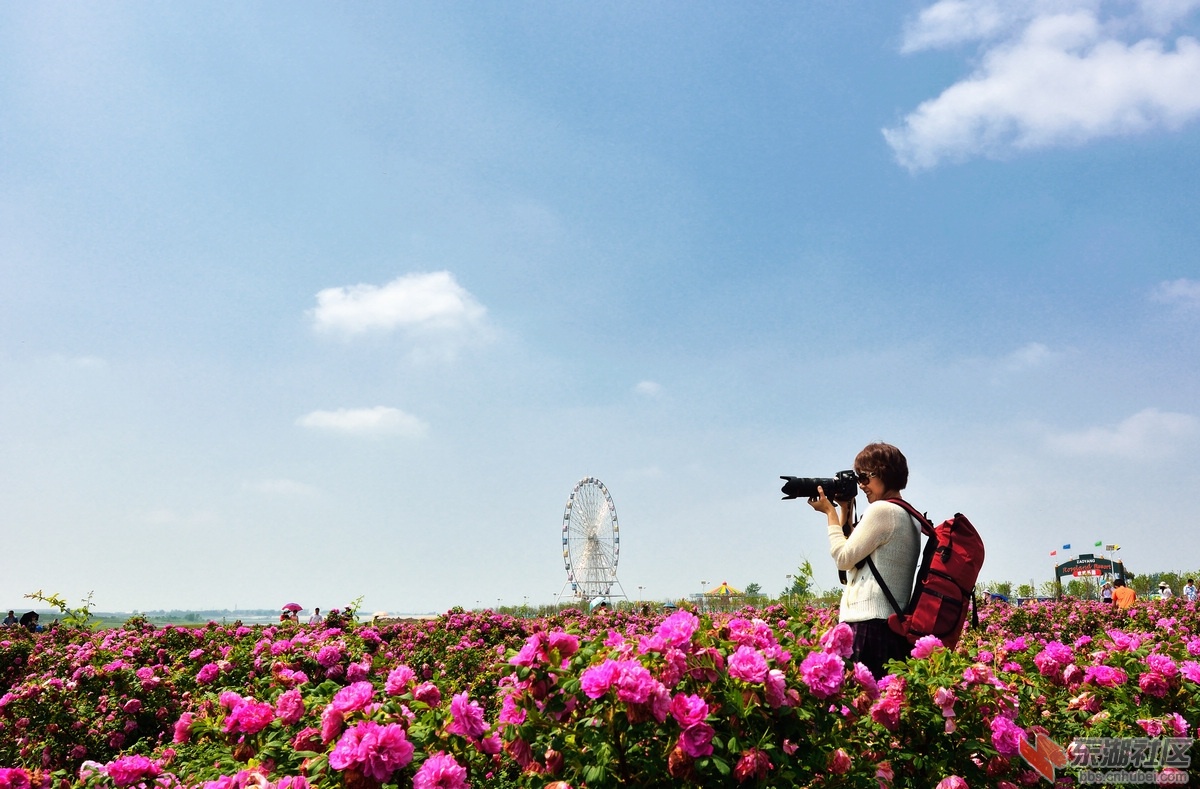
[827,499,922,623]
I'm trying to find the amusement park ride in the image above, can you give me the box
[558,476,626,607]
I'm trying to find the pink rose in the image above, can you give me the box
[679,722,715,758]
[733,748,773,782]
[1082,665,1127,688]
[819,623,854,658]
[497,693,526,727]
[1145,653,1178,678]
[413,752,467,789]
[1138,671,1169,698]
[509,634,544,667]
[935,777,968,789]
[385,665,416,695]
[655,610,700,649]
[104,755,160,788]
[615,661,659,704]
[413,681,442,707]
[910,635,943,659]
[329,721,415,783]
[852,662,879,698]
[799,650,845,700]
[727,646,769,684]
[172,712,194,745]
[548,631,580,659]
[275,688,305,726]
[330,681,375,715]
[581,660,621,699]
[870,694,901,732]
[988,715,1024,757]
[447,692,490,740]
[669,693,709,728]
[224,699,275,736]
[320,707,345,744]
[1137,718,1164,737]
[764,668,788,708]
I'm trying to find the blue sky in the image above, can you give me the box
[3,1,1199,614]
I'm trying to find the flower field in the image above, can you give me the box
[1,598,1198,788]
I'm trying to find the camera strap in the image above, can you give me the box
[839,516,860,585]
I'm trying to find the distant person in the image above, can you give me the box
[1184,579,1197,603]
[2,610,17,626]
[1111,578,1136,609]
[1158,582,1173,599]
[308,607,322,625]
[1101,582,1113,605]
[18,611,39,631]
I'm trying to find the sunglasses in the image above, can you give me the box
[855,471,877,485]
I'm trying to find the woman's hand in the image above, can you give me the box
[809,486,853,527]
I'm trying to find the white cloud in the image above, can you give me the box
[1046,407,1199,458]
[310,271,488,339]
[244,478,320,497]
[139,508,219,528]
[634,380,663,397]
[1151,277,1200,309]
[957,341,1060,379]
[887,2,1200,169]
[1000,341,1056,372]
[296,406,429,438]
[45,354,108,370]
[900,0,1031,52]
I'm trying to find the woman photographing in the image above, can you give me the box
[808,442,922,678]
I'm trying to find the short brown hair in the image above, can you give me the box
[854,442,909,491]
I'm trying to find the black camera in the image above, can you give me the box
[780,470,858,501]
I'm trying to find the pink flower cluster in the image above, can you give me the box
[328,721,415,782]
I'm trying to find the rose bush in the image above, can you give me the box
[0,598,1196,787]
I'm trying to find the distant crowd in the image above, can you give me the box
[2,610,43,631]
[278,605,326,625]
[1102,578,1197,608]
[2,605,354,631]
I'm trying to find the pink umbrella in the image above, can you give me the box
[282,603,302,612]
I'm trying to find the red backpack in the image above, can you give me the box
[865,499,985,649]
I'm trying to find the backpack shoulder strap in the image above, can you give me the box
[884,497,933,532]
[866,498,936,617]
[865,556,904,618]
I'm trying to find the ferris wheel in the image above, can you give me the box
[561,476,623,603]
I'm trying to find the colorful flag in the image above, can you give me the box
[1050,550,1057,556]
[1094,540,1102,546]
[1062,544,1071,550]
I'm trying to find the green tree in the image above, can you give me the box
[24,589,95,629]
[983,581,1013,598]
[1064,579,1095,599]
[783,560,816,601]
